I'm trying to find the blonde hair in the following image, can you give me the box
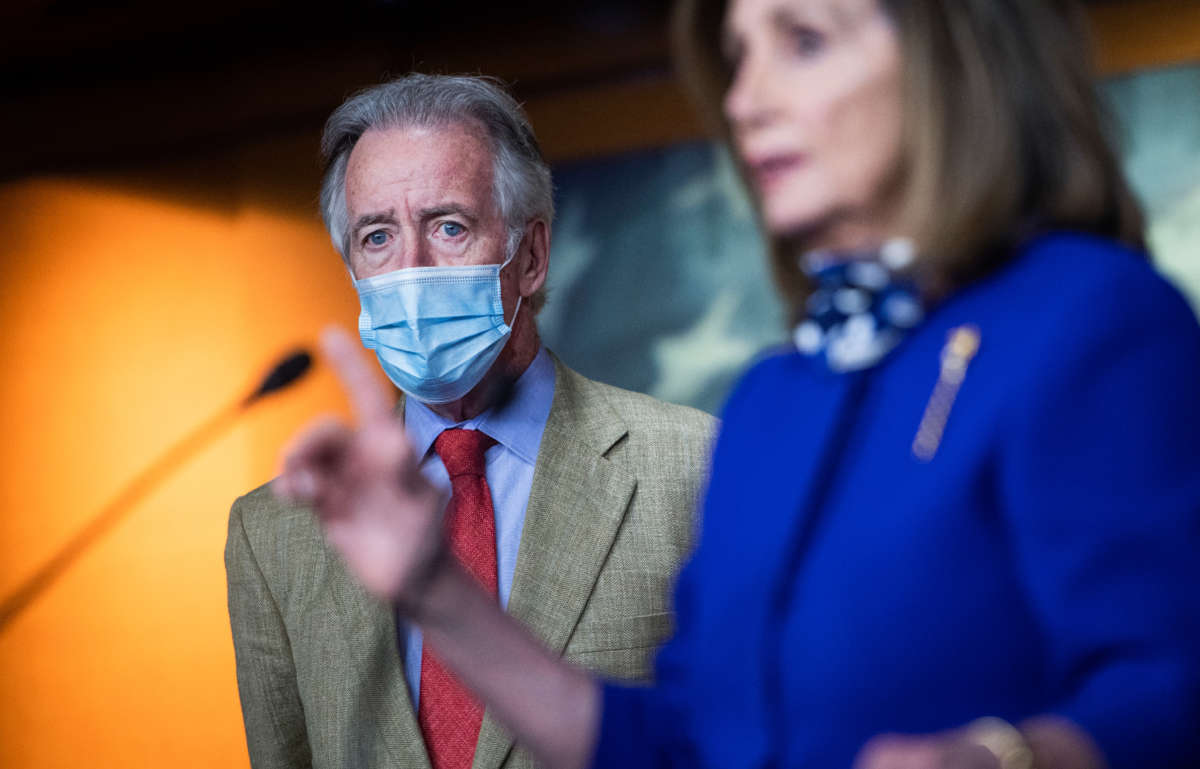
[673,0,1144,314]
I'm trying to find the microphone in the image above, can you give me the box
[0,347,314,633]
[244,350,313,406]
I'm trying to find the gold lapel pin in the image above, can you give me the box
[912,324,981,462]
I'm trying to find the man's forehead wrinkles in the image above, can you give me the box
[345,122,500,229]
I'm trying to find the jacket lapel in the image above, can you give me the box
[709,363,863,605]
[642,360,863,769]
[328,545,432,769]
[472,358,635,769]
[324,390,431,769]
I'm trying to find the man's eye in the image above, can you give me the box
[439,222,465,237]
[366,231,389,247]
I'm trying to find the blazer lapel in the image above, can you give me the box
[713,364,864,599]
[329,549,432,769]
[472,359,635,769]
[323,390,431,769]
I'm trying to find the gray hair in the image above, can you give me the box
[319,74,555,266]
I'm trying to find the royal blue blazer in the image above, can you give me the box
[593,232,1200,769]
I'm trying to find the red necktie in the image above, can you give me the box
[418,428,499,769]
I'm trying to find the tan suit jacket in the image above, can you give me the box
[226,356,714,769]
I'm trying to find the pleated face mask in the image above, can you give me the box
[354,252,521,404]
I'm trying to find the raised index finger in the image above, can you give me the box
[321,325,393,424]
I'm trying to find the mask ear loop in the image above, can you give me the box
[498,248,524,330]
[506,295,524,329]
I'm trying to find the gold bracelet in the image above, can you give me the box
[965,717,1035,769]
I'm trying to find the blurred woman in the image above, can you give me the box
[278,1,1200,767]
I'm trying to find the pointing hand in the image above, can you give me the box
[274,326,447,607]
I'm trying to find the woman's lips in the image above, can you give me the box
[747,153,808,190]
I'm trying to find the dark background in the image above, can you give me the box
[0,0,1142,180]
[0,0,694,178]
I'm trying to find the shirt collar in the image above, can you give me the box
[404,346,556,467]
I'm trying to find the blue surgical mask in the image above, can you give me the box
[354,253,522,404]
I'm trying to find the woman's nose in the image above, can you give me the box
[724,53,775,131]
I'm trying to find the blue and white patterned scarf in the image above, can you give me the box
[793,238,926,372]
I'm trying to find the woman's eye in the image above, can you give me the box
[439,222,465,237]
[787,25,826,57]
[366,230,389,247]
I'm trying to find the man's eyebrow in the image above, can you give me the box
[353,209,397,235]
[418,203,479,223]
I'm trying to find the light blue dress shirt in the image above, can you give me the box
[399,346,556,709]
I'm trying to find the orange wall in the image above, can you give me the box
[0,135,386,767]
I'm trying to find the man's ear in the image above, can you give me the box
[518,219,551,299]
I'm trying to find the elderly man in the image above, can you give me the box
[225,74,713,769]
